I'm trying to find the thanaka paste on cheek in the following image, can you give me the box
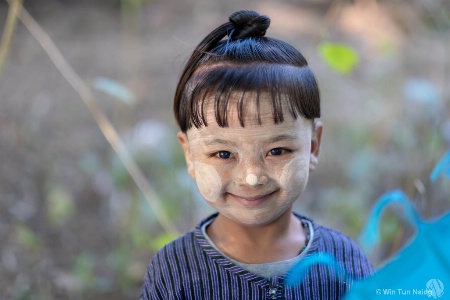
[281,157,308,183]
[194,162,222,203]
[184,93,316,226]
[277,119,312,196]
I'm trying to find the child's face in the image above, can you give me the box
[178,93,322,226]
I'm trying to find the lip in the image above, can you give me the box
[228,191,277,208]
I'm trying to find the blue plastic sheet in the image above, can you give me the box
[345,191,449,299]
[286,151,450,299]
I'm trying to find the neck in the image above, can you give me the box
[206,209,305,263]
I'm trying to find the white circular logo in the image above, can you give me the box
[426,279,444,298]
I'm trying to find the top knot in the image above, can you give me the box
[228,10,270,40]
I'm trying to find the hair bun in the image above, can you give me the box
[228,10,270,40]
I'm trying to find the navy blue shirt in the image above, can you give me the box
[140,213,374,300]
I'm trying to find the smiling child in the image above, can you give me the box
[140,10,374,300]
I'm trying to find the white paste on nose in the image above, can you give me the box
[246,173,258,186]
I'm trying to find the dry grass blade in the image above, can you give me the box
[7,0,180,236]
[0,0,23,79]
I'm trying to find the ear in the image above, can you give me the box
[309,120,323,172]
[177,132,195,178]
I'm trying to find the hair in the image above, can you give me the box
[174,10,320,133]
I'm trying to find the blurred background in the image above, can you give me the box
[0,0,449,299]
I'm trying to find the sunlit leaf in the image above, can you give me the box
[92,77,135,105]
[319,42,360,74]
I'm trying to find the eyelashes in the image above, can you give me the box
[268,148,292,156]
[210,148,292,160]
[215,151,233,159]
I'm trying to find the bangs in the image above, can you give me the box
[178,64,320,131]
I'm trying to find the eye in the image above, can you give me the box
[268,148,289,156]
[215,151,233,159]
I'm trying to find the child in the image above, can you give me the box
[140,10,373,300]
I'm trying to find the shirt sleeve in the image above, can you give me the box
[314,223,375,279]
[139,254,172,300]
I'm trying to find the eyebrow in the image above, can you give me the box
[203,138,238,147]
[203,134,297,146]
[265,134,298,144]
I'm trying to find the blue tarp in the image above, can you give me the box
[286,152,450,299]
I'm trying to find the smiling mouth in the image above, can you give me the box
[228,191,277,208]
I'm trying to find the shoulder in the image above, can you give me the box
[151,229,198,266]
[149,213,218,269]
[296,213,360,251]
[313,222,359,249]
[140,230,198,299]
[308,219,375,279]
[140,214,219,300]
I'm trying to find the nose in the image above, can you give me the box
[245,173,269,186]
[236,158,269,187]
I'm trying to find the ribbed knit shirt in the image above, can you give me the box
[140,213,374,300]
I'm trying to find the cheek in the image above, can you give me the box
[279,157,309,190]
[194,162,223,202]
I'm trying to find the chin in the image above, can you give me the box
[223,209,287,227]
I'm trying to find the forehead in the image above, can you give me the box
[203,91,293,127]
[187,93,312,141]
[176,63,320,132]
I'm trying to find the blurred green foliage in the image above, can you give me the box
[16,224,41,251]
[46,185,75,226]
[319,42,360,74]
[121,0,149,11]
